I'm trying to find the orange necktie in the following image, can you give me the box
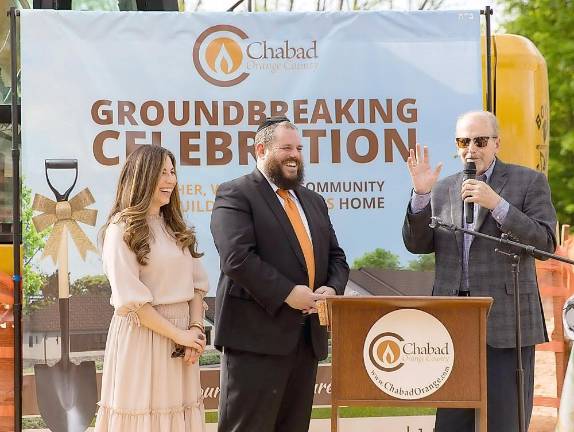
[277,189,315,290]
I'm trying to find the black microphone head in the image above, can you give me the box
[463,160,476,175]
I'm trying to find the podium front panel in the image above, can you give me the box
[329,296,491,407]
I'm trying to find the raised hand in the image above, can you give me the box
[406,143,443,194]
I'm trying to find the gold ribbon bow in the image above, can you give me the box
[32,188,98,264]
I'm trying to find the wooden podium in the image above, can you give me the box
[322,296,493,432]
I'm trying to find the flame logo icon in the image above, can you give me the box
[369,332,405,372]
[378,340,401,366]
[206,38,242,75]
[193,25,250,87]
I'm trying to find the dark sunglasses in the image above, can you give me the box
[455,136,497,149]
[257,115,291,132]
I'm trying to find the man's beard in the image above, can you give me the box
[265,156,305,190]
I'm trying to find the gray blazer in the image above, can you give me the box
[403,159,557,348]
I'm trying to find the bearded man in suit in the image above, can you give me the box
[402,110,557,432]
[210,116,349,432]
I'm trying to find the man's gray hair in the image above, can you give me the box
[457,110,499,136]
[254,121,297,151]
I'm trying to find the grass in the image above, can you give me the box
[312,406,436,418]
[23,407,435,428]
[205,406,434,423]
[22,417,46,429]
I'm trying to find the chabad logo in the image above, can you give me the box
[368,332,405,372]
[363,309,454,400]
[193,25,320,85]
[193,25,250,87]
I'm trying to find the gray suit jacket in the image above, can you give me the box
[403,159,557,348]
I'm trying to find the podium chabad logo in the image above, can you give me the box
[193,25,250,87]
[369,333,405,372]
[363,309,454,400]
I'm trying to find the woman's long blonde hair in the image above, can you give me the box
[101,145,202,265]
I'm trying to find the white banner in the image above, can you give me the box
[21,9,482,290]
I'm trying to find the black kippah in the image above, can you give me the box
[256,115,291,132]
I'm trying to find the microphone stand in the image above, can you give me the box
[429,216,574,432]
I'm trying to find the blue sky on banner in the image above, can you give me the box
[21,10,481,293]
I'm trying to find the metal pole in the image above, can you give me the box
[511,258,526,432]
[481,6,493,112]
[9,6,22,432]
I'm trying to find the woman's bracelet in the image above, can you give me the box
[189,321,205,333]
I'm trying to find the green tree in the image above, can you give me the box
[407,254,435,271]
[352,248,401,270]
[22,183,51,313]
[503,0,574,225]
[70,275,111,296]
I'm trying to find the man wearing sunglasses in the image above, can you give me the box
[402,110,557,432]
[211,116,349,432]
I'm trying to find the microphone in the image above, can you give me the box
[463,160,476,224]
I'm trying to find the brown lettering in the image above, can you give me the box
[384,128,416,162]
[168,101,190,126]
[334,99,355,123]
[223,101,244,126]
[141,100,164,126]
[302,129,326,164]
[270,100,289,117]
[91,100,113,125]
[180,131,201,166]
[247,101,266,125]
[347,129,378,163]
[310,99,332,124]
[238,131,256,165]
[397,98,417,123]
[369,99,392,123]
[118,101,138,125]
[194,101,218,126]
[331,129,341,163]
[93,130,120,166]
[206,131,232,165]
[293,99,309,124]
[357,99,365,123]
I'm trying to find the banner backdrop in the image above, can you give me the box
[20,9,482,292]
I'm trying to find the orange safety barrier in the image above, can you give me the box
[0,272,13,432]
[534,224,574,409]
[0,273,11,307]
[0,247,15,432]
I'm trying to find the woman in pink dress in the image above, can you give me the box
[95,145,207,431]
